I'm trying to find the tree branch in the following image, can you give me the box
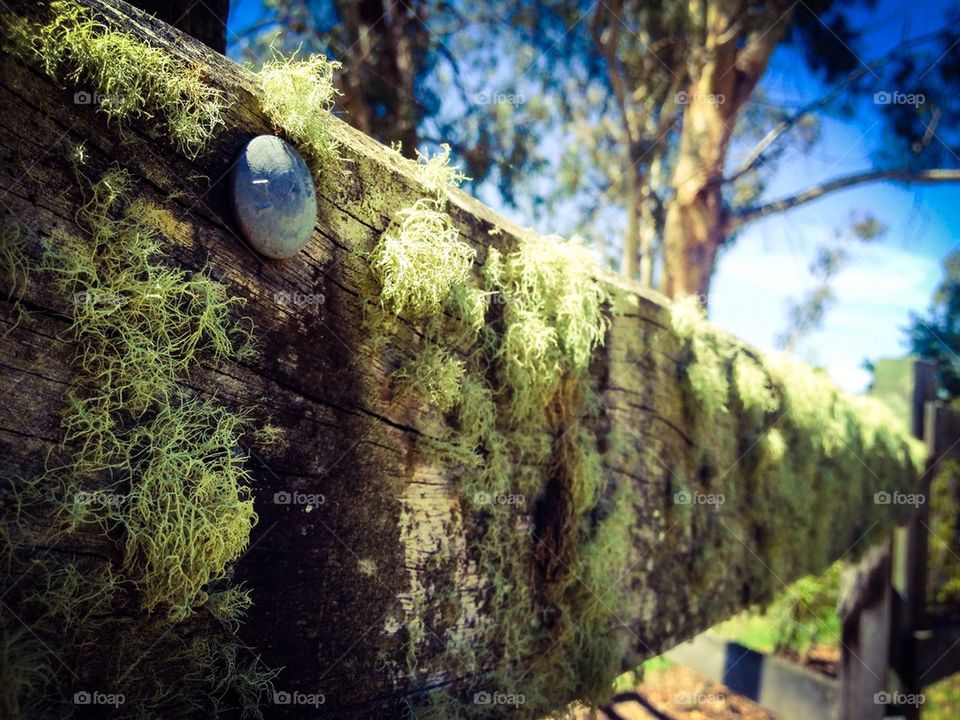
[726,27,952,185]
[730,168,960,228]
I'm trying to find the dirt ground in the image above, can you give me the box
[571,664,780,720]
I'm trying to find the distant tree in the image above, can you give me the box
[504,0,960,299]
[908,251,960,400]
[776,213,885,353]
[234,1,960,301]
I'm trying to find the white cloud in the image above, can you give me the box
[711,226,940,393]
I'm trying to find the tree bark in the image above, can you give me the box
[660,2,791,300]
[333,0,426,157]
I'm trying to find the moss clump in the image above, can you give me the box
[394,342,465,414]
[408,144,469,198]
[1,168,272,716]
[121,400,256,618]
[498,234,607,421]
[671,295,730,418]
[733,353,779,415]
[371,198,476,318]
[670,295,924,600]
[5,0,225,157]
[369,146,476,320]
[256,51,342,167]
[41,168,256,617]
[365,145,628,717]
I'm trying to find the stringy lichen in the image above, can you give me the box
[256,51,342,167]
[370,198,476,319]
[4,0,225,157]
[671,295,730,418]
[670,295,925,587]
[37,169,257,619]
[1,168,273,717]
[366,147,629,718]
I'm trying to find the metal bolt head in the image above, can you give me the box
[229,134,317,260]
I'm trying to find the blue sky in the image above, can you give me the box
[227,0,960,393]
[711,0,960,391]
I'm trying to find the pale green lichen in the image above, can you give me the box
[256,51,341,167]
[670,296,925,591]
[1,168,272,717]
[499,236,608,423]
[367,150,620,714]
[412,144,469,198]
[733,353,779,415]
[394,342,465,414]
[370,198,476,318]
[5,0,225,157]
[41,168,256,618]
[671,296,730,418]
[445,282,489,336]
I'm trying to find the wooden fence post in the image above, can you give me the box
[841,359,935,720]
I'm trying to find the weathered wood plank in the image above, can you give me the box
[0,1,925,717]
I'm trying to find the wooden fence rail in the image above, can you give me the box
[0,1,929,717]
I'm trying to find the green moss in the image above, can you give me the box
[409,144,469,198]
[394,342,465,414]
[670,296,730,418]
[42,168,257,618]
[367,149,625,716]
[5,0,225,157]
[1,168,272,717]
[121,400,256,618]
[670,297,924,597]
[256,51,341,168]
[733,353,779,415]
[498,235,608,423]
[370,198,476,319]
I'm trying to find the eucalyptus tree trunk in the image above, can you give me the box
[660,2,791,300]
[332,0,426,157]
